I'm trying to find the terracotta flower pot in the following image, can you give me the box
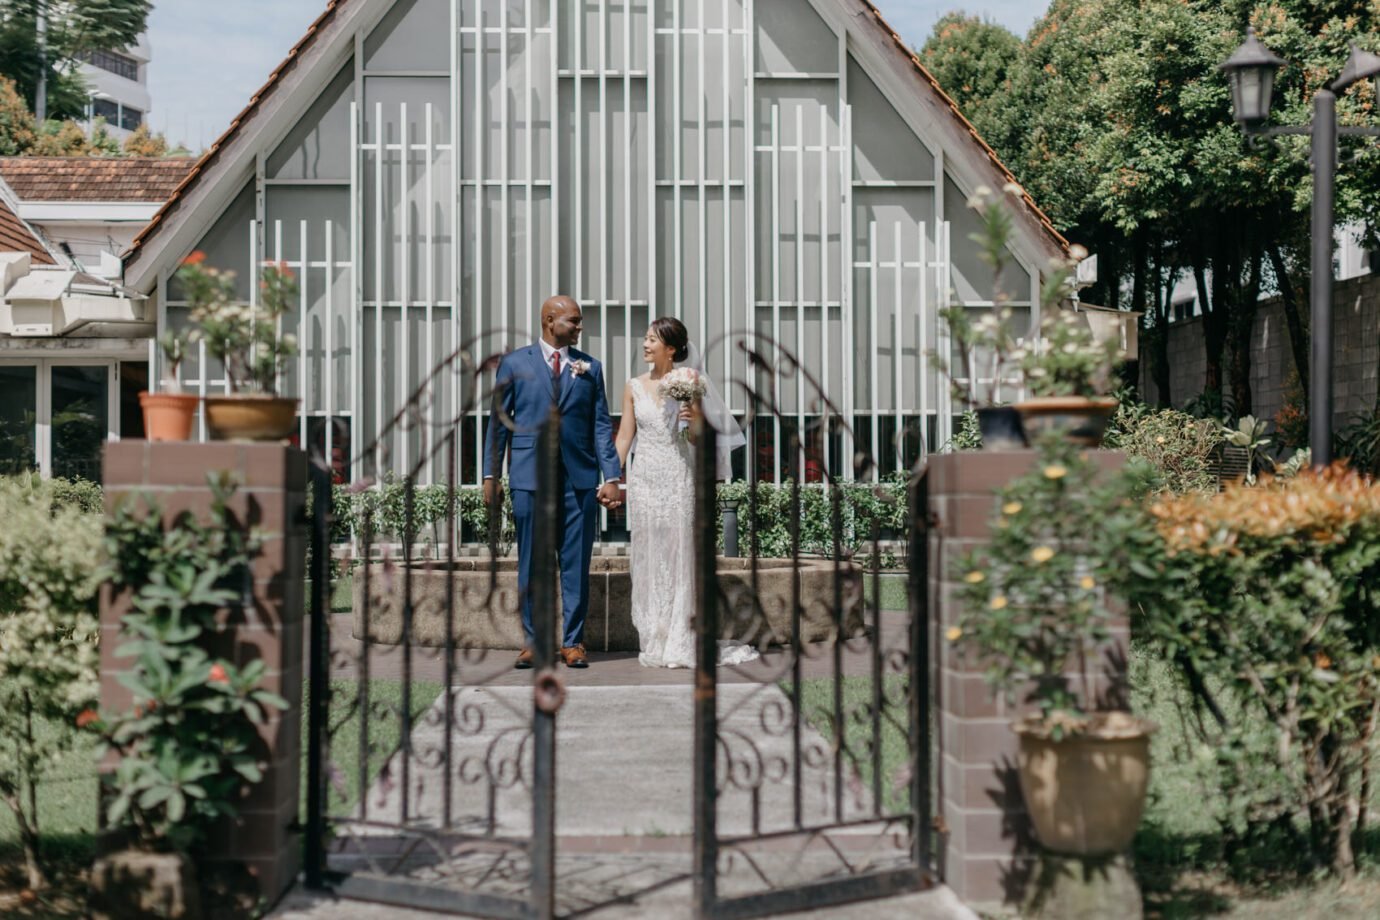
[1014,711,1156,856]
[1015,396,1118,447]
[203,395,299,441]
[138,392,199,442]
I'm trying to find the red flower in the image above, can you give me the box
[182,250,207,266]
[209,663,229,684]
[75,708,99,729]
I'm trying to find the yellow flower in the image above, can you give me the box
[945,626,963,642]
[964,571,985,584]
[1030,546,1055,563]
[990,595,1008,610]
[1002,501,1023,515]
[1079,575,1096,590]
[1155,436,1166,444]
[1043,464,1068,480]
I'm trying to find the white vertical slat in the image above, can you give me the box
[400,102,411,476]
[198,339,208,440]
[374,100,385,474]
[918,219,928,457]
[272,220,283,393]
[696,0,707,354]
[352,40,364,481]
[299,219,309,447]
[599,0,609,381]
[769,103,781,484]
[550,0,560,307]
[326,218,335,470]
[473,7,485,445]
[425,102,436,484]
[794,104,806,484]
[646,0,657,360]
[500,9,511,369]
[622,0,633,406]
[719,0,731,406]
[840,104,854,479]
[526,2,536,379]
[672,0,682,321]
[868,219,879,473]
[574,0,584,302]
[742,0,755,421]
[451,0,460,490]
[818,102,829,473]
[893,221,903,472]
[938,220,953,449]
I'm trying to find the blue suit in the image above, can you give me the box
[483,343,622,647]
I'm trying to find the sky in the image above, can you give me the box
[146,1,1045,150]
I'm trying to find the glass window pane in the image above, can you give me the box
[51,366,108,483]
[0,366,37,475]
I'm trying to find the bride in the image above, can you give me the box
[615,317,760,669]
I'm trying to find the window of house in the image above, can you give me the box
[119,105,143,131]
[85,50,139,81]
[90,97,119,123]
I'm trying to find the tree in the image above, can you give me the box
[0,75,35,155]
[121,121,164,156]
[0,0,153,120]
[917,13,1022,127]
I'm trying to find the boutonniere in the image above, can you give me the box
[570,359,592,377]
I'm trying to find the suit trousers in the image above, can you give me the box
[511,463,599,648]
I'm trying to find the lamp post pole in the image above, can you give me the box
[1310,90,1336,465]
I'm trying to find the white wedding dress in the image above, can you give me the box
[627,376,759,669]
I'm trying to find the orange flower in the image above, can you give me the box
[1315,653,1332,670]
[75,708,99,729]
[209,663,229,684]
[182,250,207,266]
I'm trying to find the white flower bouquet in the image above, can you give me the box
[658,367,705,439]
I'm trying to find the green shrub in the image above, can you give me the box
[1103,402,1221,495]
[0,476,102,889]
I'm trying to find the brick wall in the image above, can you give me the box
[100,441,307,904]
[1144,274,1380,429]
[927,450,1130,909]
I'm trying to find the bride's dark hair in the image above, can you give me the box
[649,316,690,363]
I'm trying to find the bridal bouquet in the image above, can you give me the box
[658,367,705,440]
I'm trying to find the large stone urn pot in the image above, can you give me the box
[1013,711,1156,856]
[203,395,299,441]
[1015,396,1118,447]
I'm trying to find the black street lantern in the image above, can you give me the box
[1220,27,1285,126]
[1221,28,1380,467]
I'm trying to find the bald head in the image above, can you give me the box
[541,295,583,349]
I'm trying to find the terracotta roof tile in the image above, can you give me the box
[0,157,197,203]
[0,197,55,264]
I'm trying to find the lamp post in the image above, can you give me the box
[1220,28,1380,466]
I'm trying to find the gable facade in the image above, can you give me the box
[125,0,1066,485]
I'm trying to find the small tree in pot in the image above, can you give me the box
[949,436,1156,856]
[1016,310,1125,446]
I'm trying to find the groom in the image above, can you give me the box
[483,296,623,669]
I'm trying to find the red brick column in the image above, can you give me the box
[927,450,1129,909]
[100,441,307,904]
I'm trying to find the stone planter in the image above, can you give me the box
[976,405,1027,450]
[138,392,199,441]
[203,395,299,441]
[1015,396,1118,447]
[351,556,864,650]
[1013,711,1155,856]
[89,849,202,920]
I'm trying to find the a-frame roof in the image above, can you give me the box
[123,0,1067,289]
[0,179,56,265]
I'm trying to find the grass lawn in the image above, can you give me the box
[861,572,909,612]
[797,674,912,814]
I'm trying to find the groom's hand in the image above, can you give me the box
[597,480,622,509]
[483,477,504,508]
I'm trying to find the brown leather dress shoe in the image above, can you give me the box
[560,644,588,668]
[514,647,534,669]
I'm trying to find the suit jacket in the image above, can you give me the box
[482,343,622,491]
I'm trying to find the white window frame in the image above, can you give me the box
[0,358,121,478]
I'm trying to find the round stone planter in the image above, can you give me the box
[1013,711,1156,856]
[203,395,299,441]
[1015,396,1118,447]
[351,556,865,650]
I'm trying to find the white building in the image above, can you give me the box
[79,31,153,139]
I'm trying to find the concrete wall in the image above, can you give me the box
[1143,274,1380,431]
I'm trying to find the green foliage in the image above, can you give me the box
[0,476,101,888]
[0,0,152,120]
[946,410,983,452]
[1335,408,1380,477]
[331,477,518,558]
[1103,401,1221,494]
[178,257,299,395]
[1021,310,1124,397]
[97,473,287,853]
[951,438,1125,728]
[0,75,34,155]
[716,476,909,565]
[1103,467,1380,876]
[918,13,1021,127]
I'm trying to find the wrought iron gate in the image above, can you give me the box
[690,338,934,918]
[303,353,565,919]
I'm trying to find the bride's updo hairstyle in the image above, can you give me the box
[650,316,690,363]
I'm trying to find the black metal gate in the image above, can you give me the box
[690,340,934,918]
[303,357,565,919]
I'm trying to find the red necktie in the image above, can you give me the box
[550,351,561,377]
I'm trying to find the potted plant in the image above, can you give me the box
[1015,309,1124,446]
[138,330,199,441]
[177,251,299,441]
[87,473,287,917]
[949,438,1155,856]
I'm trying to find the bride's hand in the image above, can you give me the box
[678,404,694,424]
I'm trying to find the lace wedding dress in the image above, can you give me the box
[627,376,759,669]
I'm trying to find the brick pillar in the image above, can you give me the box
[927,450,1130,909]
[100,441,307,904]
